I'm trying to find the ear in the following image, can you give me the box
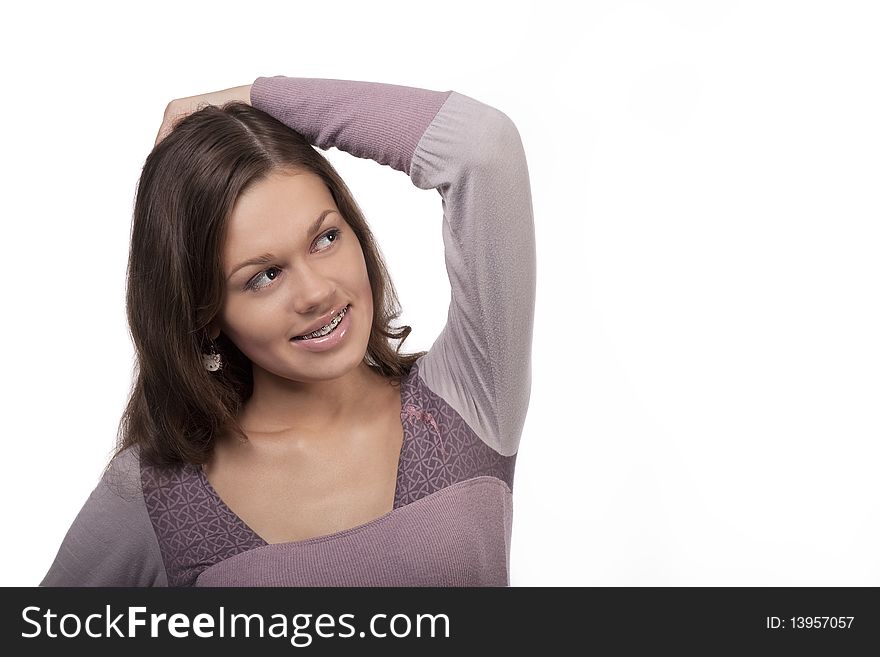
[207,323,221,341]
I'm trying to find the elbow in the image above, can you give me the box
[458,105,526,173]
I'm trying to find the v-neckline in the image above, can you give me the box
[194,367,416,548]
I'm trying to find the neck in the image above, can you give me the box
[239,359,392,436]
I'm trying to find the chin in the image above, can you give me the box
[290,335,371,380]
[299,358,367,384]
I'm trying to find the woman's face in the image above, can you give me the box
[212,169,374,384]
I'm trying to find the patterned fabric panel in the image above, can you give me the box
[141,460,266,587]
[394,358,517,508]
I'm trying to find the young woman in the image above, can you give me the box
[41,75,535,586]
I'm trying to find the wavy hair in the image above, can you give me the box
[114,102,425,467]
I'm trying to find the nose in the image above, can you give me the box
[288,261,337,315]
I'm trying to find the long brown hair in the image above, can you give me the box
[115,102,425,467]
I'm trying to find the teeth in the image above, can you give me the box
[296,306,347,340]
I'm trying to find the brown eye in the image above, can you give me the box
[247,266,281,292]
[314,228,341,251]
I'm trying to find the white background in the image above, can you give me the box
[2,0,878,586]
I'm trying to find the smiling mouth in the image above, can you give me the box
[291,305,350,340]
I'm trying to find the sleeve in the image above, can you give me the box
[40,447,168,586]
[251,77,535,457]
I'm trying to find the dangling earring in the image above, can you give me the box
[202,339,223,372]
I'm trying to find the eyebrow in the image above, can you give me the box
[226,209,337,280]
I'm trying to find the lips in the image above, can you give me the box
[292,304,350,340]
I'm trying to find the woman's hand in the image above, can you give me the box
[154,84,252,147]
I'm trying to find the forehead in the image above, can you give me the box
[223,170,336,257]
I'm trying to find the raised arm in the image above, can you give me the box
[251,76,535,457]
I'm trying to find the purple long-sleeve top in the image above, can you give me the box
[40,76,535,586]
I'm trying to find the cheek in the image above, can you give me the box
[217,296,274,345]
[354,252,373,306]
[344,241,371,291]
